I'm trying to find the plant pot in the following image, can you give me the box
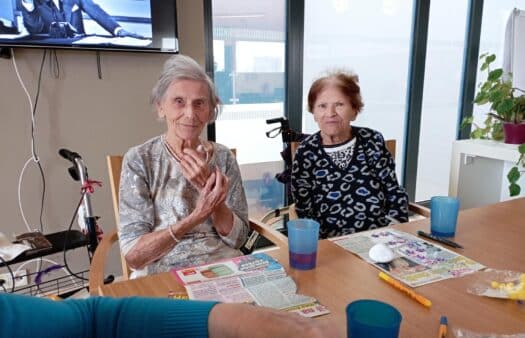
[503,122,525,144]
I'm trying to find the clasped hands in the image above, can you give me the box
[179,147,229,223]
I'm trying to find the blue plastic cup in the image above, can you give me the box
[430,196,460,237]
[346,299,402,338]
[287,219,320,270]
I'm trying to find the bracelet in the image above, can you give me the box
[168,225,180,243]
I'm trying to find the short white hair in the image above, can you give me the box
[151,54,220,121]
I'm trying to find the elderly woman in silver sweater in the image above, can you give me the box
[119,55,250,276]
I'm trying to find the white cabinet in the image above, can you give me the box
[449,139,525,209]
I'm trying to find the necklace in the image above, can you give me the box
[163,136,211,163]
[163,138,182,162]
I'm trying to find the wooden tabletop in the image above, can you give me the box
[100,198,525,337]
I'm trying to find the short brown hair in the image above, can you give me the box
[307,71,364,113]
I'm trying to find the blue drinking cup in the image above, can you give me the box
[430,196,460,237]
[346,299,402,338]
[287,219,320,270]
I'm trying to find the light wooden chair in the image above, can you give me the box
[384,140,430,217]
[89,154,288,295]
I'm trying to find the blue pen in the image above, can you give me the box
[438,315,447,338]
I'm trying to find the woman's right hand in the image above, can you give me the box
[179,147,211,189]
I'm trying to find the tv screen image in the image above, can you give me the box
[0,0,178,53]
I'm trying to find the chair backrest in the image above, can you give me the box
[89,155,128,295]
[385,139,396,158]
[106,155,131,279]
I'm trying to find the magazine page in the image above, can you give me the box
[172,253,284,285]
[284,300,331,318]
[184,268,287,303]
[172,253,330,317]
[185,273,257,303]
[331,228,484,287]
[246,275,313,308]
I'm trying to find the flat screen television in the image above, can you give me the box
[0,0,178,53]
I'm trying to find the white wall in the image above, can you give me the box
[0,0,205,285]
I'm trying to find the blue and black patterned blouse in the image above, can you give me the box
[291,126,409,238]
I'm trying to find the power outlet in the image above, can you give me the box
[0,269,29,289]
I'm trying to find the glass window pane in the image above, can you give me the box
[212,0,286,218]
[415,0,468,201]
[302,0,413,179]
[473,1,525,127]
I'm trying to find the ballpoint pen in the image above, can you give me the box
[378,272,432,307]
[417,230,464,249]
[438,315,448,338]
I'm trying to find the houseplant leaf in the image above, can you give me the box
[487,68,503,81]
[496,98,514,118]
[507,166,520,183]
[509,182,521,197]
[474,91,489,105]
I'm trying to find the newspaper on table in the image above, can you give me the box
[171,253,330,317]
[331,228,484,287]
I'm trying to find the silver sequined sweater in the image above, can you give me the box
[118,135,250,275]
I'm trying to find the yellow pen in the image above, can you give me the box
[378,272,432,308]
[438,315,448,338]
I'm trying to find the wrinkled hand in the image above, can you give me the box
[190,168,229,224]
[179,147,211,189]
[116,29,144,39]
[209,303,342,338]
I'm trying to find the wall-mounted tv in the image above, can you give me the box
[0,0,178,53]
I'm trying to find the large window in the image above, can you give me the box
[212,0,286,218]
[415,0,468,201]
[210,0,523,212]
[302,0,414,179]
[473,1,525,125]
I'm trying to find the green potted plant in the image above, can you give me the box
[462,53,525,196]
[462,53,525,143]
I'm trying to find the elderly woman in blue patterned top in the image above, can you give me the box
[119,55,250,276]
[291,71,408,239]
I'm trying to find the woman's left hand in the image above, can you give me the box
[179,147,211,189]
[189,167,230,225]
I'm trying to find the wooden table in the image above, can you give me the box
[100,198,525,337]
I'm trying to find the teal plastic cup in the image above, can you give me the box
[430,196,460,237]
[287,219,320,270]
[346,299,402,338]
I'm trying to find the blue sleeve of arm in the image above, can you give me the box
[93,297,218,338]
[1,294,218,338]
[1,293,92,338]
